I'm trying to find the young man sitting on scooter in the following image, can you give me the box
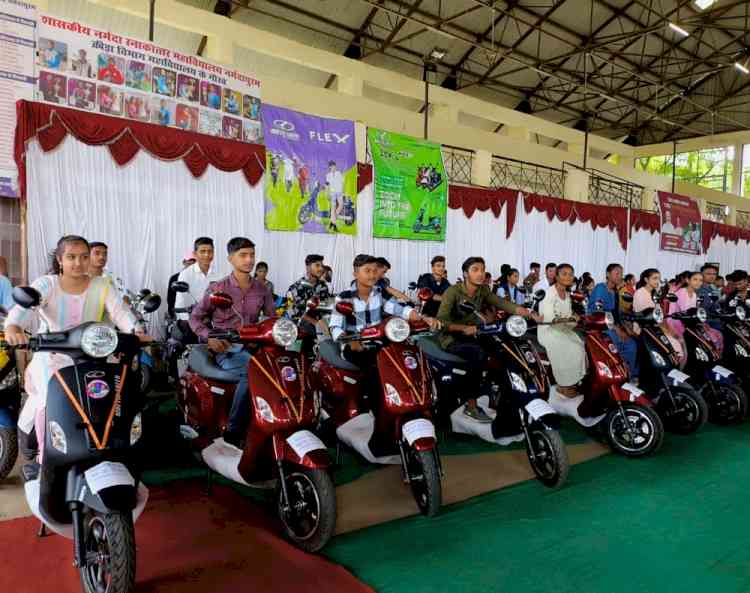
[189,237,275,448]
[285,254,332,346]
[437,257,538,423]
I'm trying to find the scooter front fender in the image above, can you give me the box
[275,431,331,469]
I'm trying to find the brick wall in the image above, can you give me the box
[0,198,21,285]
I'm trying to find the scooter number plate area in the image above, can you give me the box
[667,369,690,384]
[84,461,135,495]
[713,365,733,379]
[525,399,556,421]
[402,419,436,445]
[622,382,645,402]
[286,430,326,459]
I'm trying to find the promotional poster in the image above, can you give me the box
[368,128,447,241]
[262,104,357,235]
[658,190,702,255]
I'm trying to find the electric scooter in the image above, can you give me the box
[12,286,149,593]
[419,300,570,488]
[298,181,330,226]
[714,295,750,392]
[412,208,442,234]
[310,301,443,516]
[120,287,162,394]
[177,291,336,552]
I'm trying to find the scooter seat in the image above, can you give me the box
[318,339,360,372]
[188,345,240,384]
[416,335,468,364]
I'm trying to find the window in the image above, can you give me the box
[741,144,750,197]
[636,146,735,193]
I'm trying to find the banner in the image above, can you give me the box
[35,14,262,143]
[0,0,36,197]
[658,190,702,255]
[262,105,356,235]
[368,128,447,241]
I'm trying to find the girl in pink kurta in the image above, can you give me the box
[4,237,137,461]
[667,271,723,355]
[634,268,686,368]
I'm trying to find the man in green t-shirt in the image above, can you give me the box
[437,256,537,423]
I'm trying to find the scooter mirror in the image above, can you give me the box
[335,301,354,317]
[142,293,162,313]
[12,286,41,309]
[171,281,189,293]
[459,301,477,314]
[417,287,434,302]
[408,282,418,290]
[138,288,152,298]
[666,293,679,303]
[621,292,634,304]
[534,289,546,301]
[210,292,233,310]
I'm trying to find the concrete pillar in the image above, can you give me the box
[567,142,585,167]
[564,166,590,202]
[355,121,367,163]
[501,125,530,143]
[336,75,363,97]
[641,188,657,211]
[204,35,234,65]
[472,149,492,187]
[731,143,743,196]
[728,206,737,226]
[431,103,459,127]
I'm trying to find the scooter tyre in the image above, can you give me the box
[661,385,708,435]
[526,429,569,489]
[605,404,664,457]
[705,382,748,425]
[278,467,336,553]
[0,426,18,480]
[407,448,442,517]
[79,511,136,593]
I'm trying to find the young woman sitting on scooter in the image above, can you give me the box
[667,270,724,355]
[537,264,586,398]
[3,236,149,469]
[633,268,686,368]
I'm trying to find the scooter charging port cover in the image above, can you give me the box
[402,418,436,445]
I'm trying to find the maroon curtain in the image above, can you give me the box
[448,185,519,238]
[702,219,750,252]
[630,209,660,235]
[14,100,266,200]
[357,162,372,193]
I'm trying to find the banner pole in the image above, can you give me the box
[671,140,677,194]
[148,0,155,42]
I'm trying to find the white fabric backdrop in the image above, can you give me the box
[26,136,750,325]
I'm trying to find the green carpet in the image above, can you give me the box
[324,422,750,593]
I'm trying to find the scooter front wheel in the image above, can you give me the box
[79,511,136,593]
[406,447,442,517]
[278,467,336,553]
[659,385,708,435]
[0,426,18,480]
[605,404,664,457]
[525,429,569,489]
[705,383,748,425]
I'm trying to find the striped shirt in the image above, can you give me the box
[329,285,414,341]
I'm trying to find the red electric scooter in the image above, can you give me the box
[543,293,664,457]
[310,301,442,517]
[177,292,336,552]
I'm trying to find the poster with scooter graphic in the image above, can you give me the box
[368,127,447,241]
[263,104,357,234]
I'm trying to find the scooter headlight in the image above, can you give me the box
[48,420,67,454]
[255,396,276,422]
[130,412,143,445]
[737,306,747,321]
[596,361,613,379]
[695,347,709,362]
[604,312,615,329]
[385,383,402,406]
[651,351,667,368]
[509,371,528,393]
[81,323,118,358]
[505,315,528,338]
[385,317,410,343]
[697,307,708,323]
[652,308,664,324]
[272,318,298,347]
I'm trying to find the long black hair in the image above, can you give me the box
[48,235,89,275]
[637,268,660,290]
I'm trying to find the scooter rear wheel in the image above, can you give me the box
[278,467,336,553]
[525,429,569,489]
[0,426,18,480]
[405,447,441,517]
[659,385,708,435]
[605,404,664,457]
[79,511,136,593]
[705,383,748,425]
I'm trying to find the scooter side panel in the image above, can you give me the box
[182,373,236,433]
[313,362,364,427]
[375,343,432,415]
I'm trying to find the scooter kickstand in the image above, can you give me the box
[37,522,47,538]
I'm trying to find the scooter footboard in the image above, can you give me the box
[275,431,330,468]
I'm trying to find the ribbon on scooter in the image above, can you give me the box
[53,364,127,450]
[500,342,546,393]
[251,352,306,423]
[589,335,628,376]
[381,348,429,405]
[684,327,719,358]
[643,328,681,367]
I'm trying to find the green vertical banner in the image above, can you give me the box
[368,128,447,241]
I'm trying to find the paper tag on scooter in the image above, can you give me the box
[286,430,326,459]
[84,461,135,494]
[622,382,645,402]
[712,365,733,379]
[402,418,436,446]
[668,369,690,384]
[525,399,556,420]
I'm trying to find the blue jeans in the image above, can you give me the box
[216,345,252,434]
[606,329,639,379]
